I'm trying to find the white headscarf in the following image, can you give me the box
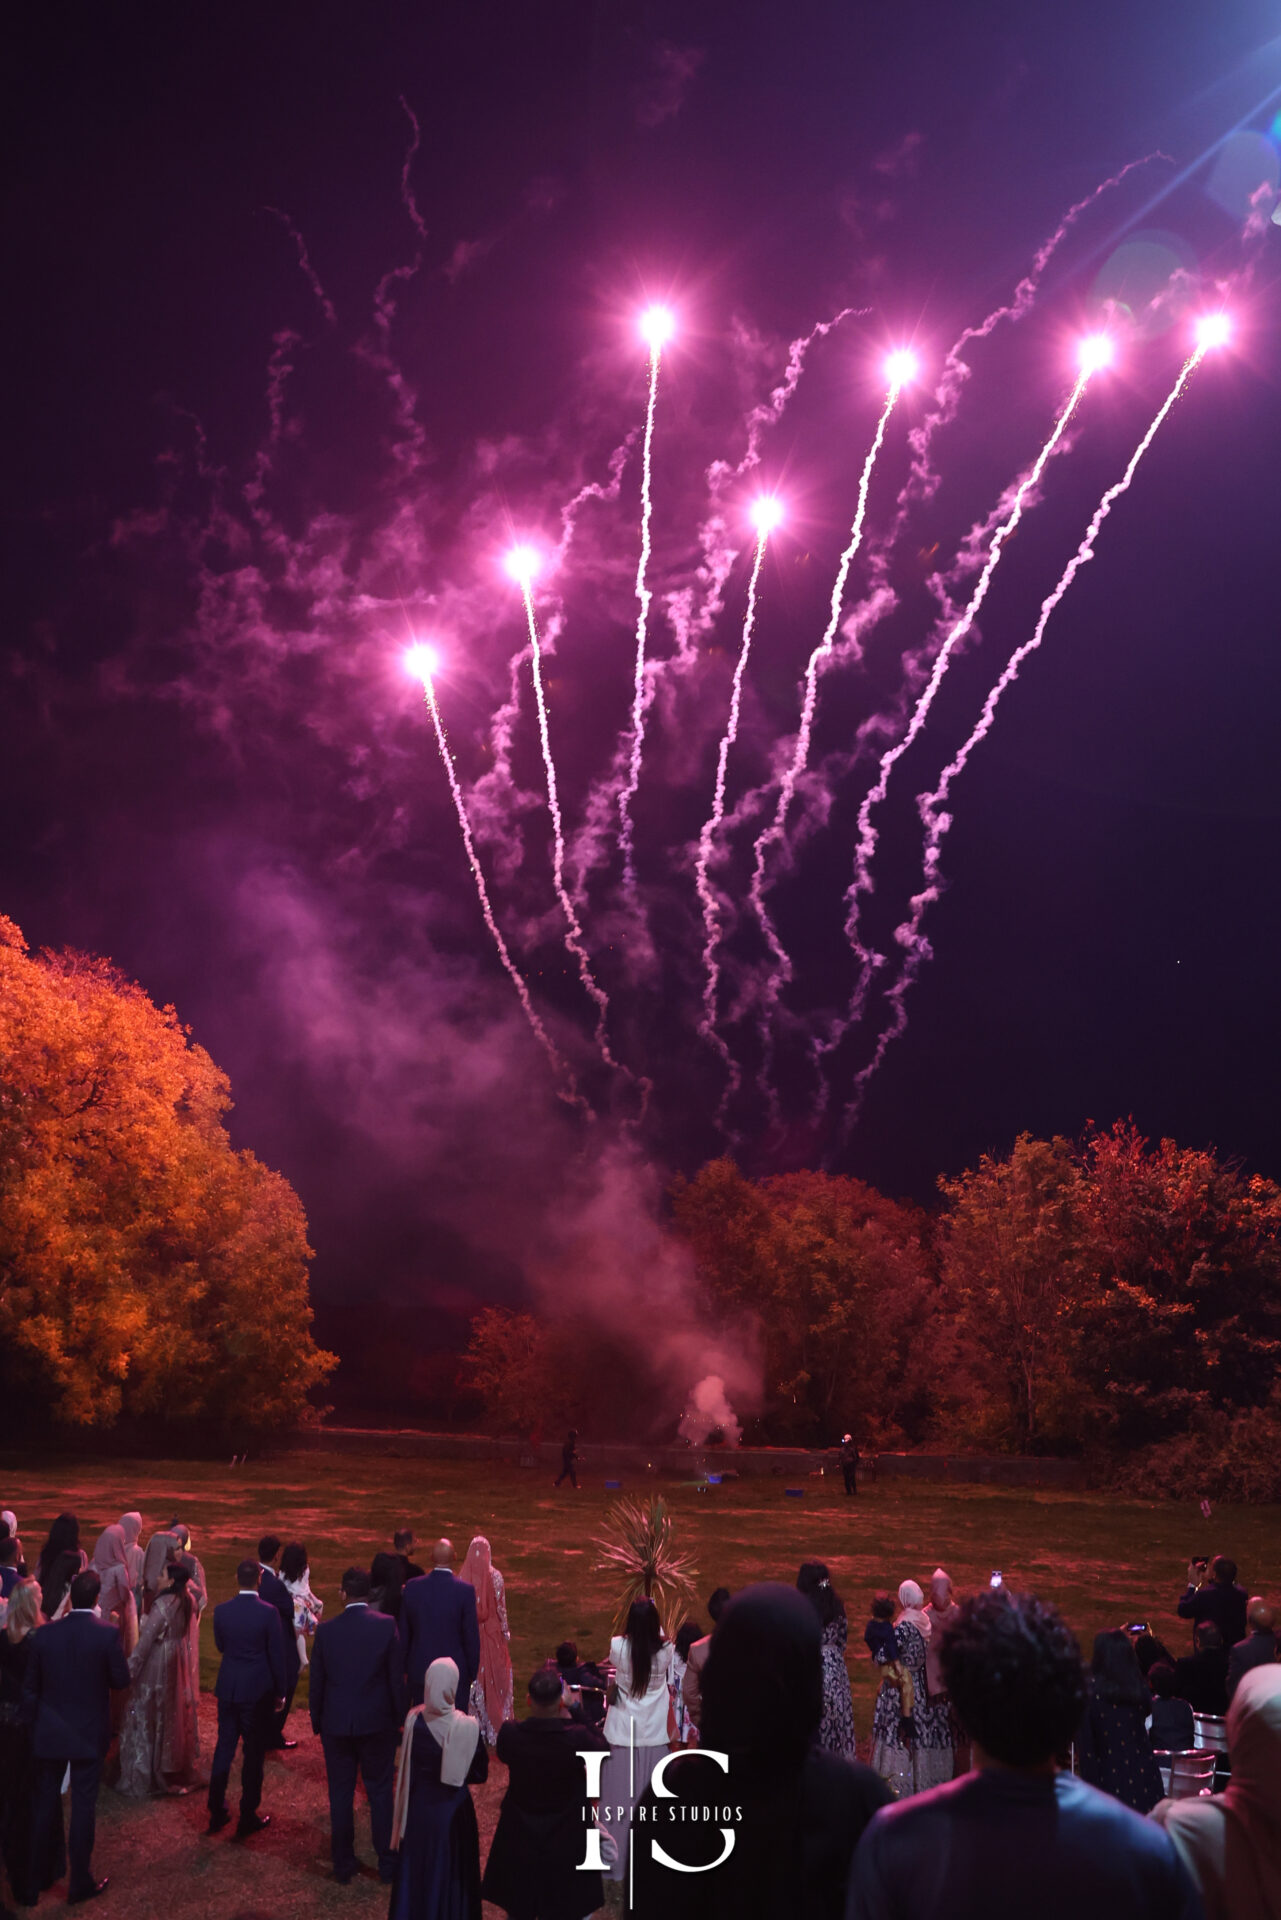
[1154,1665,1281,1920]
[391,1657,481,1845]
[897,1580,932,1637]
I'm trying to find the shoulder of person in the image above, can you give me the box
[609,1635,625,1660]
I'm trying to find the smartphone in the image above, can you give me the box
[989,1571,1003,1589]
[1125,1622,1150,1635]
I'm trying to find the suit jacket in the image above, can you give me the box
[213,1591,287,1704]
[258,1565,302,1684]
[1176,1580,1249,1650]
[1227,1628,1278,1701]
[23,1610,130,1760]
[1172,1645,1229,1717]
[401,1568,480,1703]
[309,1603,407,1738]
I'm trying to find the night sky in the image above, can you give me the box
[6,4,1281,1414]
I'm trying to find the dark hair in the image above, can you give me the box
[675,1618,703,1662]
[796,1560,845,1630]
[529,1667,563,1707]
[37,1513,80,1583]
[707,1587,731,1624]
[393,1529,415,1553]
[279,1543,308,1583]
[40,1550,83,1618]
[164,1562,196,1629]
[1133,1631,1175,1677]
[1148,1661,1177,1699]
[555,1640,578,1670]
[1195,1619,1223,1651]
[69,1569,101,1611]
[343,1567,372,1600]
[0,1531,15,1565]
[257,1535,281,1565]
[623,1598,663,1699]
[941,1590,1086,1766]
[871,1592,896,1622]
[370,1551,404,1620]
[1090,1629,1148,1710]
[236,1558,261,1588]
[1210,1555,1238,1587]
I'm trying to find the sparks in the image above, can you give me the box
[503,543,542,587]
[884,348,919,387]
[617,308,673,899]
[749,494,785,532]
[638,304,675,349]
[403,641,439,683]
[1194,312,1232,352]
[1077,332,1115,373]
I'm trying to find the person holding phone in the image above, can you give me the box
[1177,1555,1248,1649]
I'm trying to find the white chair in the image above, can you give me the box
[1170,1748,1216,1797]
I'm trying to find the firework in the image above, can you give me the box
[406,643,591,1115]
[618,307,675,900]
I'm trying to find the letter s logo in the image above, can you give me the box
[648,1749,735,1873]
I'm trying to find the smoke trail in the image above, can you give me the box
[748,378,905,1118]
[694,523,774,1133]
[617,340,665,899]
[264,209,338,327]
[356,98,431,473]
[518,580,646,1105]
[824,362,1101,1091]
[415,666,592,1117]
[397,96,430,241]
[835,347,1210,1144]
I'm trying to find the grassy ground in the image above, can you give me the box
[3,1450,1278,1918]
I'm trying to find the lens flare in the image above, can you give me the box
[884,349,919,387]
[750,494,784,533]
[1078,333,1114,372]
[404,642,439,683]
[639,305,675,349]
[503,544,542,586]
[1195,313,1231,352]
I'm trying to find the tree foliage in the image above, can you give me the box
[0,916,335,1435]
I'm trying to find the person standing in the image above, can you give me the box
[1227,1600,1277,1703]
[681,1587,731,1736]
[1173,1621,1230,1716]
[25,1567,130,1905]
[868,1581,931,1796]
[34,1514,80,1596]
[0,1580,64,1907]
[797,1563,857,1761]
[921,1568,963,1784]
[207,1557,286,1840]
[279,1541,323,1671]
[601,1597,674,1887]
[839,1435,860,1497]
[1077,1630,1166,1814]
[395,1531,426,1582]
[118,1562,200,1797]
[1178,1556,1249,1650]
[402,1539,481,1710]
[1152,1664,1281,1920]
[118,1514,144,1615]
[257,1534,302,1748]
[554,1431,579,1490]
[141,1519,183,1614]
[482,1665,610,1920]
[459,1536,513,1745]
[89,1522,139,1658]
[389,1656,488,1920]
[309,1566,407,1885]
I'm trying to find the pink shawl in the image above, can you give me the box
[459,1535,511,1735]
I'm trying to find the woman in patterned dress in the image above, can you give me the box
[796,1561,857,1760]
[869,1580,933,1795]
[459,1535,512,1745]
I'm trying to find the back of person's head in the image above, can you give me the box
[675,1617,703,1662]
[69,1569,101,1611]
[1226,1665,1281,1794]
[40,1512,79,1573]
[5,1578,43,1640]
[0,1528,15,1566]
[1248,1598,1274,1633]
[1091,1628,1148,1709]
[528,1666,563,1708]
[165,1561,192,1590]
[707,1586,731,1624]
[342,1567,372,1601]
[871,1592,896,1622]
[1196,1619,1224,1652]
[257,1534,281,1565]
[236,1557,261,1589]
[702,1584,822,1781]
[796,1559,844,1629]
[624,1597,663,1697]
[1148,1660,1177,1699]
[1211,1555,1238,1588]
[942,1589,1086,1767]
[555,1639,578,1670]
[170,1521,190,1547]
[1133,1631,1170,1676]
[431,1538,453,1568]
[279,1542,308,1583]
[393,1528,415,1553]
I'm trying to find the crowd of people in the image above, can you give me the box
[0,1500,1277,1919]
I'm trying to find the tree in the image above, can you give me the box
[460,1306,569,1438]
[670,1157,936,1445]
[0,916,335,1434]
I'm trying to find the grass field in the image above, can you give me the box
[3,1449,1278,1918]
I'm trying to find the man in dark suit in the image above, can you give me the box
[257,1533,302,1749]
[401,1537,480,1708]
[482,1666,609,1920]
[394,1528,425,1582]
[208,1557,287,1839]
[1177,1554,1249,1649]
[24,1568,130,1904]
[1227,1598,1278,1702]
[1173,1618,1230,1716]
[310,1566,407,1884]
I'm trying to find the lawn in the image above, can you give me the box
[3,1448,1278,1918]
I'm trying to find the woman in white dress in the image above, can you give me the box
[459,1535,512,1743]
[601,1598,674,1883]
[279,1541,323,1669]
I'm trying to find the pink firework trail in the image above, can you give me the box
[408,648,591,1117]
[835,336,1219,1145]
[749,357,914,1118]
[822,349,1108,1095]
[695,503,781,1131]
[618,310,672,900]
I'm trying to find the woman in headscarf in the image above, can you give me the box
[118,1563,199,1798]
[388,1655,488,1920]
[869,1580,932,1797]
[601,1597,674,1886]
[0,1580,64,1906]
[631,1584,892,1920]
[1152,1664,1281,1920]
[119,1513,145,1613]
[458,1535,512,1745]
[90,1521,139,1656]
[796,1561,857,1760]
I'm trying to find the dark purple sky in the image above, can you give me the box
[5,3,1281,1410]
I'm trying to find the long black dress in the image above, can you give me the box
[0,1632,65,1905]
[388,1717,489,1920]
[1076,1694,1165,1813]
